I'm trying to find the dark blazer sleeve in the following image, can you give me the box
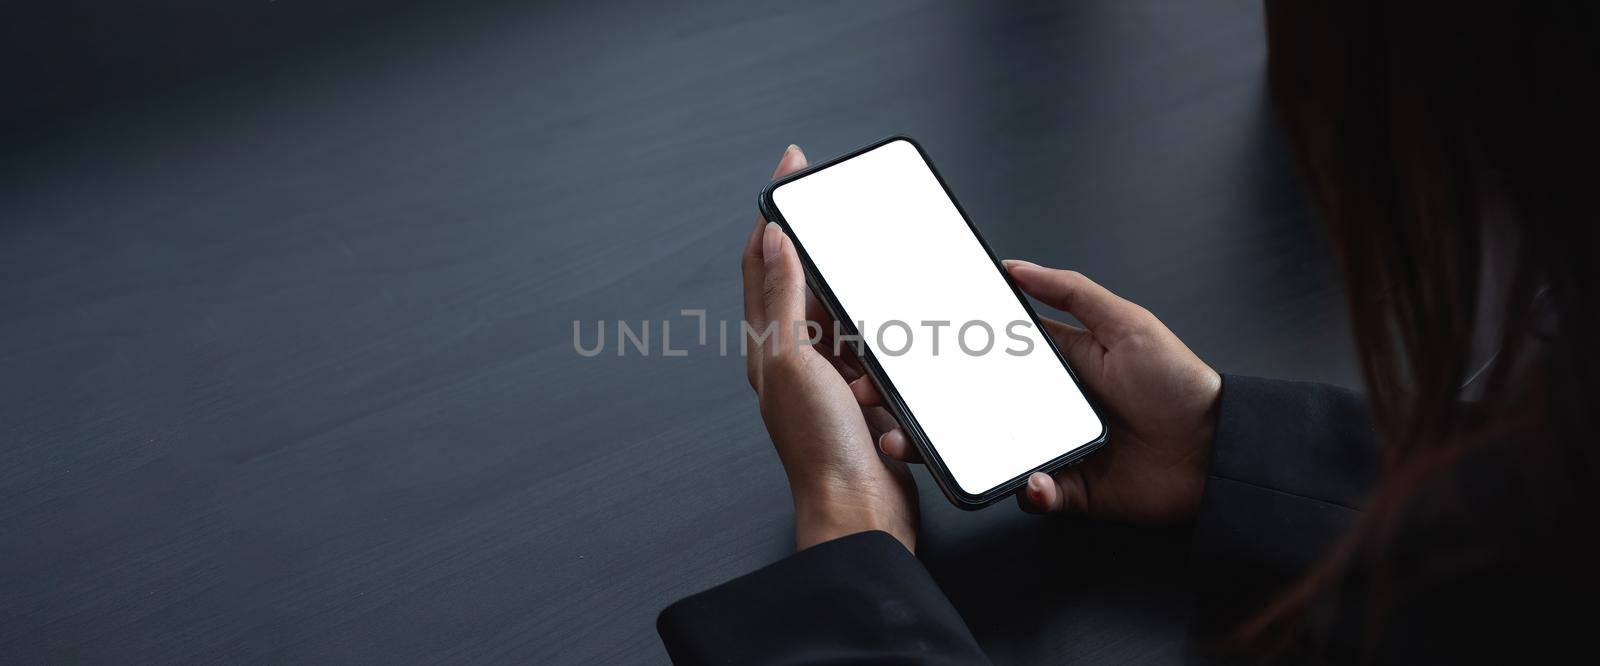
[657,530,989,665]
[1188,374,1380,639]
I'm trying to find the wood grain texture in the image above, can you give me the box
[0,0,1358,663]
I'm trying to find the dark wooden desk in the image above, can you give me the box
[0,0,1357,662]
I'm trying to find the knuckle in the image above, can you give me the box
[761,352,819,390]
[1053,270,1089,292]
[1055,271,1088,299]
[763,350,805,376]
[1119,327,1159,350]
[762,272,800,305]
[762,275,782,302]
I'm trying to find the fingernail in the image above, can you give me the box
[774,145,805,178]
[1003,259,1040,270]
[762,223,783,265]
[1028,474,1044,494]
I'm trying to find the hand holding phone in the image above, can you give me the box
[761,137,1107,507]
[745,140,1221,557]
[952,261,1221,522]
[743,145,920,553]
[856,259,1223,521]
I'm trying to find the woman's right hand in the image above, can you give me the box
[869,261,1222,524]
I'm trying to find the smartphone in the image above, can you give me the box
[758,136,1107,509]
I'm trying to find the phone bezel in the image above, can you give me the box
[757,135,1109,509]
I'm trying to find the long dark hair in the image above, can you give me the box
[1243,0,1599,655]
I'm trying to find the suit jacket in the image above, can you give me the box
[657,375,1591,663]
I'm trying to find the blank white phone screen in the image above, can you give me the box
[770,139,1104,496]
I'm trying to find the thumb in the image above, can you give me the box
[1016,471,1088,515]
[1003,260,1146,342]
[761,223,812,352]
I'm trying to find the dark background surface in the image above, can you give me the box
[0,1,1358,662]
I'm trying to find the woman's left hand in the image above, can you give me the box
[743,145,919,553]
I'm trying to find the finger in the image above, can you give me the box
[744,145,810,329]
[878,428,923,464]
[760,222,810,354]
[1039,316,1103,374]
[806,292,833,335]
[815,313,870,380]
[807,292,861,376]
[848,374,883,406]
[828,346,867,382]
[1017,472,1067,514]
[741,217,768,336]
[862,406,899,439]
[772,143,808,179]
[1003,260,1147,341]
[823,349,864,383]
[742,145,809,377]
[761,147,812,342]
